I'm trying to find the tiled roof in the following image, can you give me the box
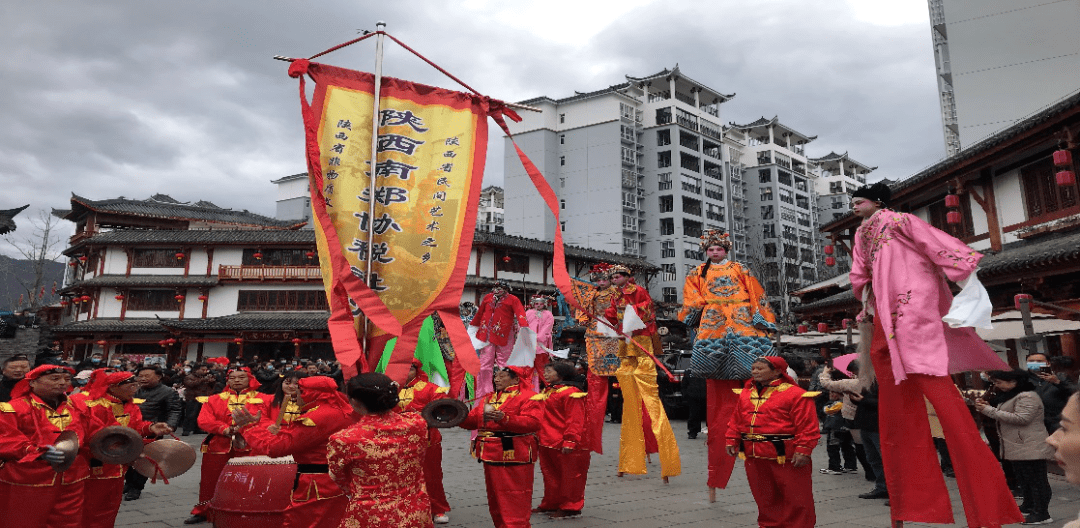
[52,319,166,333]
[471,231,658,271]
[977,230,1080,280]
[64,275,220,291]
[466,276,559,292]
[729,116,776,129]
[67,229,316,253]
[64,194,306,228]
[792,290,856,313]
[158,313,330,331]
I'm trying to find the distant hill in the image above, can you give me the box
[0,254,65,311]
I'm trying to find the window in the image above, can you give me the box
[659,218,674,236]
[683,239,703,260]
[559,113,565,124]
[764,243,777,257]
[559,134,565,145]
[623,238,638,255]
[679,131,699,151]
[658,151,671,168]
[778,170,792,187]
[682,197,702,216]
[620,102,635,121]
[779,188,794,205]
[830,181,844,194]
[560,156,566,166]
[497,253,530,274]
[662,264,677,282]
[656,107,672,125]
[705,182,723,200]
[560,199,566,210]
[662,287,677,303]
[560,221,566,232]
[658,172,673,191]
[132,248,185,268]
[794,177,808,192]
[763,224,776,238]
[796,194,809,210]
[1021,158,1080,221]
[658,195,673,213]
[657,129,671,147]
[559,177,566,188]
[680,152,700,172]
[661,240,675,258]
[622,215,638,231]
[760,187,774,201]
[758,169,772,183]
[706,203,724,221]
[237,290,329,311]
[621,125,635,142]
[623,192,637,208]
[681,173,701,194]
[622,147,636,165]
[761,205,774,220]
[128,290,181,311]
[683,219,703,239]
[242,249,310,266]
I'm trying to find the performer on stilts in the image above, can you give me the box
[526,295,554,391]
[604,265,680,481]
[678,229,777,500]
[82,371,172,527]
[571,263,621,454]
[470,281,528,401]
[0,365,92,528]
[848,182,1023,527]
[396,359,453,525]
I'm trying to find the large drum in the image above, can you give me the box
[210,455,297,528]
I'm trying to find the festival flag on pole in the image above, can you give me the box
[376,315,449,387]
[286,30,584,383]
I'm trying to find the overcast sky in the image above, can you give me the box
[0,0,943,257]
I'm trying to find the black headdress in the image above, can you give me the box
[851,182,891,207]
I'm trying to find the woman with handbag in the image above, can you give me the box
[678,229,777,500]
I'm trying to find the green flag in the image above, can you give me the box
[376,316,449,387]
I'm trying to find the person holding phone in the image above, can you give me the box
[1026,353,1076,434]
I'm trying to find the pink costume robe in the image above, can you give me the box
[526,308,554,390]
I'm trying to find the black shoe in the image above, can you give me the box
[123,490,141,501]
[1021,513,1053,525]
[687,433,698,439]
[184,514,207,524]
[942,468,955,478]
[858,489,888,499]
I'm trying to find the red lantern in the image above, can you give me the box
[944,194,960,208]
[502,255,512,263]
[198,294,208,302]
[291,338,302,344]
[234,337,243,344]
[305,251,315,259]
[946,211,962,224]
[174,294,184,302]
[817,323,828,333]
[69,261,78,267]
[77,255,87,262]
[1054,149,1073,167]
[797,324,808,334]
[166,338,177,345]
[253,252,263,260]
[1057,170,1076,187]
[60,300,69,307]
[114,294,124,300]
[825,256,836,267]
[1014,293,1034,311]
[96,340,107,346]
[80,295,91,302]
[823,245,834,255]
[159,340,167,347]
[175,252,185,260]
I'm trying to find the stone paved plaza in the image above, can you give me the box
[115,420,1080,527]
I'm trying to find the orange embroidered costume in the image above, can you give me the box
[190,370,268,519]
[725,357,820,528]
[536,383,590,515]
[603,266,681,479]
[327,410,432,528]
[678,230,777,490]
[396,361,452,518]
[0,365,92,528]
[245,376,356,528]
[81,371,159,528]
[570,264,621,454]
[459,366,543,528]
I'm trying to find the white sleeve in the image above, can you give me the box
[942,269,993,329]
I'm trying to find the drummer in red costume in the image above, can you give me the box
[82,370,172,527]
[396,359,453,524]
[185,367,268,525]
[533,361,590,519]
[459,366,543,528]
[238,376,357,528]
[725,356,820,528]
[470,281,528,399]
[0,365,93,528]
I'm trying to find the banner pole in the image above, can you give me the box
[362,21,387,358]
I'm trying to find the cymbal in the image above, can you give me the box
[50,430,80,473]
[89,425,144,465]
[132,439,197,480]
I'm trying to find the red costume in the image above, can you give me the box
[81,371,157,528]
[725,358,820,528]
[536,384,590,514]
[246,377,356,528]
[327,411,432,528]
[0,365,91,528]
[571,274,620,454]
[471,291,528,399]
[191,374,268,518]
[459,370,543,528]
[396,366,452,517]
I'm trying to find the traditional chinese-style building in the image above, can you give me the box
[51,193,654,365]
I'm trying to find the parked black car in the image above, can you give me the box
[656,349,693,419]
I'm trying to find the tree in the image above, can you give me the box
[0,210,65,311]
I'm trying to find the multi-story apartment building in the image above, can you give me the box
[728,116,822,314]
[503,66,736,304]
[272,173,313,228]
[476,185,505,233]
[810,152,875,276]
[927,0,1080,156]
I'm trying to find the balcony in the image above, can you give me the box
[219,265,322,281]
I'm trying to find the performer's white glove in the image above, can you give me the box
[41,445,67,463]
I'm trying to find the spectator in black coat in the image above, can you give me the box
[853,381,887,500]
[683,368,707,439]
[1025,353,1076,433]
[124,365,183,501]
[0,354,31,402]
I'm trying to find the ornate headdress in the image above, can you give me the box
[491,280,511,292]
[608,264,632,277]
[851,182,891,207]
[529,294,550,308]
[589,262,613,281]
[699,229,732,252]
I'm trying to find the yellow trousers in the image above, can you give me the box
[616,335,681,477]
